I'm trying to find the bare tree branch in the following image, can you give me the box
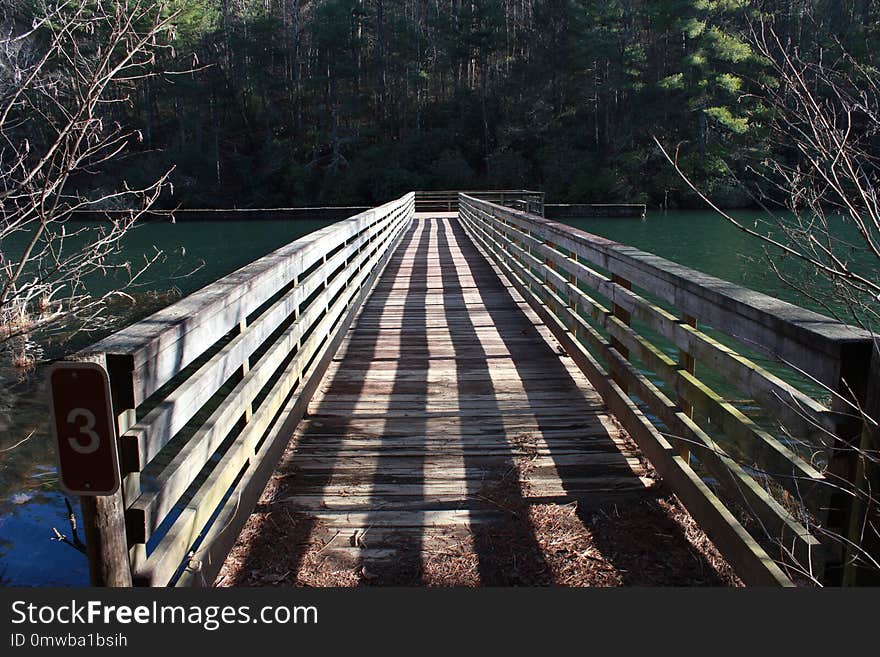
[0,1,186,359]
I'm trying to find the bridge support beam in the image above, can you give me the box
[842,342,880,586]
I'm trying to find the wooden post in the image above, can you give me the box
[677,314,697,462]
[80,493,132,586]
[610,274,632,393]
[239,318,253,423]
[821,340,875,585]
[544,241,555,295]
[75,353,133,587]
[567,266,578,334]
[842,342,880,585]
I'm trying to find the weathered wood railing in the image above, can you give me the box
[459,193,876,586]
[70,193,414,586]
[415,189,544,215]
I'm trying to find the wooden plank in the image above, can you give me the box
[127,209,411,545]
[171,208,412,588]
[462,195,873,388]
[298,420,618,440]
[282,477,652,498]
[461,204,796,586]
[94,194,414,404]
[281,452,643,470]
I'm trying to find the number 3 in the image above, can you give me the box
[67,408,100,454]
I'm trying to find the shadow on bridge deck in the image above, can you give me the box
[216,217,736,586]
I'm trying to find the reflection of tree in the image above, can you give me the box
[0,485,88,585]
[51,498,86,555]
[0,414,53,514]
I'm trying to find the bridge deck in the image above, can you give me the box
[218,217,734,586]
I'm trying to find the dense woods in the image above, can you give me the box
[3,1,880,207]
[2,1,880,591]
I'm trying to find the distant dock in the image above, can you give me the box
[545,203,646,219]
[69,206,372,222]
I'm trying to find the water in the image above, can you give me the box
[561,210,877,319]
[0,217,333,587]
[0,209,874,586]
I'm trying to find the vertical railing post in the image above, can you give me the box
[677,314,697,462]
[239,318,253,423]
[544,241,555,296]
[75,352,133,587]
[610,274,632,393]
[842,341,880,585]
[566,251,578,332]
[820,339,876,585]
[80,493,132,587]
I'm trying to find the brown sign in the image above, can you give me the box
[48,362,120,495]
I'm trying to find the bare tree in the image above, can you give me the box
[0,1,182,363]
[655,20,880,584]
[655,22,879,330]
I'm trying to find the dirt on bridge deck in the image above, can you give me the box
[215,217,740,587]
[217,470,739,587]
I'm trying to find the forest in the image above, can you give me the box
[2,0,880,594]
[4,1,880,208]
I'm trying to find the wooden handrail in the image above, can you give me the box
[69,193,414,587]
[459,195,870,388]
[459,192,876,586]
[60,189,875,587]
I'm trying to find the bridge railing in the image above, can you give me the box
[415,189,544,215]
[69,192,414,586]
[459,193,876,586]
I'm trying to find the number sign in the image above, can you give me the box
[48,362,120,495]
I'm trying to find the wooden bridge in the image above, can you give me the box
[65,191,878,587]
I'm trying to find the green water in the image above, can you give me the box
[0,209,874,586]
[562,211,876,322]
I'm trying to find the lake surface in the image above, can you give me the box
[562,211,875,319]
[0,209,873,586]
